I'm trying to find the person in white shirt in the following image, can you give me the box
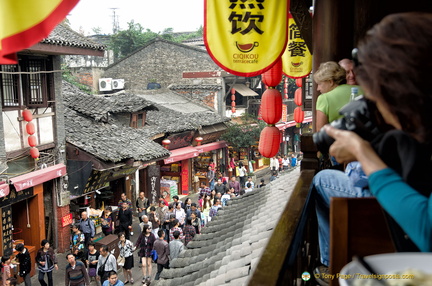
[282,155,290,171]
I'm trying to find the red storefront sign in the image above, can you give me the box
[61,213,73,227]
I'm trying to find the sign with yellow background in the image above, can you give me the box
[0,0,79,64]
[205,0,290,77]
[282,14,312,79]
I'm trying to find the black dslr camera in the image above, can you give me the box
[313,96,389,153]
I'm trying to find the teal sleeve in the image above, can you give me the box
[369,168,432,252]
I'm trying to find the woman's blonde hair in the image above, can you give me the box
[313,61,346,85]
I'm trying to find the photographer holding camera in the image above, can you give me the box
[312,12,432,283]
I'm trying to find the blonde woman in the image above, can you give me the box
[314,61,359,130]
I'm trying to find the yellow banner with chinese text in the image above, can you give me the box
[205,0,290,77]
[0,0,79,64]
[282,14,312,79]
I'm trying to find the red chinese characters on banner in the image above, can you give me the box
[61,213,73,227]
[205,0,290,77]
[282,14,312,79]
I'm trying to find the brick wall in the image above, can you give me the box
[56,205,71,253]
[103,38,221,91]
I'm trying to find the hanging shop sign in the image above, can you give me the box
[0,187,33,208]
[61,213,73,228]
[166,131,195,150]
[204,0,290,77]
[0,0,79,64]
[282,13,312,79]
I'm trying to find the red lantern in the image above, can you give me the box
[296,78,303,87]
[231,107,236,113]
[30,147,39,159]
[262,57,283,87]
[258,126,281,158]
[195,137,203,146]
[26,122,35,135]
[28,135,37,147]
[294,88,303,106]
[261,89,282,124]
[162,139,171,149]
[231,94,236,101]
[294,106,304,123]
[22,109,33,122]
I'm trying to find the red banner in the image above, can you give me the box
[0,0,79,64]
[205,0,290,77]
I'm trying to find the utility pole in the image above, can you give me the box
[110,8,119,34]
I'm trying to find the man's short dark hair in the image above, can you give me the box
[191,203,197,208]
[150,206,156,212]
[66,253,74,260]
[15,243,24,252]
[108,271,117,278]
[172,195,179,200]
[173,230,180,239]
[100,245,109,252]
[158,229,164,238]
[246,183,251,188]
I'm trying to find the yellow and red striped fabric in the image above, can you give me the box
[0,0,79,64]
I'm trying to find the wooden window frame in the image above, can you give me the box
[0,56,54,110]
[130,112,146,128]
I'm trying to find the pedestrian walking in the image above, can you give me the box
[15,243,32,286]
[65,253,90,286]
[96,245,117,284]
[117,193,132,209]
[100,207,115,236]
[136,192,149,223]
[117,202,133,239]
[168,231,184,267]
[85,243,99,283]
[79,212,95,247]
[183,218,196,246]
[135,225,155,284]
[2,255,12,286]
[117,232,134,284]
[70,224,85,251]
[102,271,124,286]
[36,240,58,286]
[153,230,169,280]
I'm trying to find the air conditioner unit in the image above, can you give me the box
[112,79,125,90]
[99,78,113,91]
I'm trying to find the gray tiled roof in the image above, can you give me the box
[63,82,229,163]
[153,169,301,286]
[169,84,221,91]
[65,89,154,121]
[64,107,170,162]
[41,23,105,51]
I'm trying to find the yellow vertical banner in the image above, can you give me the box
[0,0,79,64]
[205,0,290,77]
[282,14,312,79]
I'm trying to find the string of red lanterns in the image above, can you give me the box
[258,58,283,158]
[22,109,40,159]
[293,79,305,127]
[231,88,236,114]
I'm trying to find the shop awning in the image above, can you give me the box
[276,116,312,130]
[0,183,10,198]
[10,163,67,191]
[164,146,200,164]
[195,141,228,153]
[232,84,258,96]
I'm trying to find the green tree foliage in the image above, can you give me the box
[221,113,266,149]
[109,21,203,60]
